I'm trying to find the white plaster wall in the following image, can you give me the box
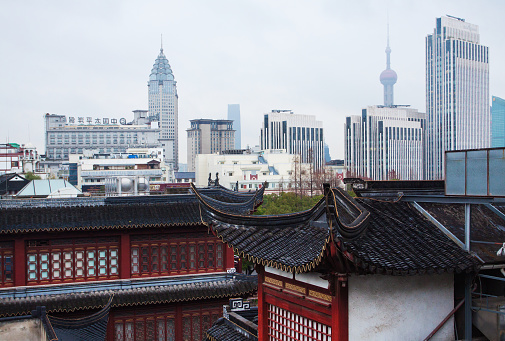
[349,274,454,341]
[0,318,46,341]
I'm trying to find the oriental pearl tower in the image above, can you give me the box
[380,24,397,107]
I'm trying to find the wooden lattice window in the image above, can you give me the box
[26,237,119,284]
[267,304,331,341]
[130,234,225,277]
[0,242,13,287]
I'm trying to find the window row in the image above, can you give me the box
[131,241,223,277]
[27,248,118,283]
[113,307,221,341]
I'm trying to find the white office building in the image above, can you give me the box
[196,149,301,192]
[426,16,490,179]
[45,111,160,161]
[345,105,426,180]
[260,110,324,170]
[148,46,179,171]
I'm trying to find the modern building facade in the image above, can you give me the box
[44,112,160,161]
[491,96,505,147]
[68,148,167,194]
[186,119,235,172]
[345,105,426,180]
[426,16,490,179]
[148,46,179,171]
[227,104,241,150]
[260,110,324,170]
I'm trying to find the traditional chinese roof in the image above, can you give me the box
[0,274,257,317]
[192,184,480,275]
[204,318,252,341]
[0,186,264,234]
[47,296,113,341]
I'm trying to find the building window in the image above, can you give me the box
[26,237,119,284]
[112,305,221,341]
[267,304,331,340]
[130,234,224,277]
[0,242,13,287]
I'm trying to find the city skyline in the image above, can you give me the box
[1,1,505,163]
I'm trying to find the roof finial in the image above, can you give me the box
[161,34,163,52]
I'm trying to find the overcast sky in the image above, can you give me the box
[1,0,504,162]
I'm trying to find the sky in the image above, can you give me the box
[1,0,504,163]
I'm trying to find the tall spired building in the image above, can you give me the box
[148,44,179,171]
[426,16,490,180]
[380,25,397,107]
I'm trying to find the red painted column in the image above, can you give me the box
[175,303,183,340]
[332,274,349,341]
[225,245,234,271]
[120,233,131,279]
[257,266,268,340]
[14,238,26,286]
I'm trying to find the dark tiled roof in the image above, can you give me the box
[193,185,329,273]
[339,198,479,275]
[0,186,264,234]
[47,296,112,341]
[194,185,480,275]
[0,275,257,317]
[204,318,252,341]
[419,202,505,264]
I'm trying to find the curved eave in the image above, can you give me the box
[192,183,326,227]
[214,224,331,274]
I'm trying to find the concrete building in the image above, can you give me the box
[260,110,324,170]
[491,96,505,147]
[227,104,241,150]
[187,119,235,172]
[195,149,299,192]
[68,148,167,194]
[426,16,490,179]
[0,143,42,176]
[345,105,426,180]
[148,45,179,171]
[44,111,160,161]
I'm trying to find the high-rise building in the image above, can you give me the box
[345,30,426,180]
[380,24,397,107]
[227,104,241,150]
[148,45,179,171]
[491,96,505,148]
[426,16,490,179]
[345,106,426,180]
[260,110,324,169]
[186,119,235,172]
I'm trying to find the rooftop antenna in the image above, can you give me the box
[160,34,163,52]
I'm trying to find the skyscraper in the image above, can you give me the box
[345,106,426,180]
[380,24,397,107]
[491,96,505,148]
[227,104,241,150]
[426,16,490,179]
[260,110,324,169]
[148,45,179,171]
[186,119,235,172]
